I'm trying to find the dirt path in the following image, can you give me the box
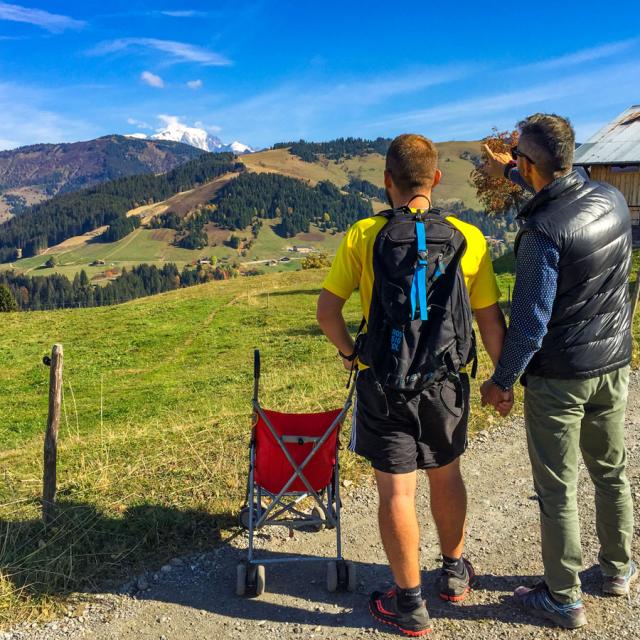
[5,373,640,640]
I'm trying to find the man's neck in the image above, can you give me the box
[393,193,432,209]
[532,170,572,193]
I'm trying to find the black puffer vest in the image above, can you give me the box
[515,171,632,379]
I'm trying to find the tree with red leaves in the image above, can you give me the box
[471,129,527,216]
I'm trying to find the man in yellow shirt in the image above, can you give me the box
[317,134,509,636]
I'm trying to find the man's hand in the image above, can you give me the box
[480,380,514,417]
[341,354,358,371]
[482,144,513,179]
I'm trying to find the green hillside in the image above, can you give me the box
[241,141,483,210]
[2,140,483,283]
[5,219,343,283]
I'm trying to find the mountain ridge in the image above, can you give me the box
[0,135,205,222]
[126,119,255,154]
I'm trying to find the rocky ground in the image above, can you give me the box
[3,372,640,640]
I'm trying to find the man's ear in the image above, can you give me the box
[520,158,536,187]
[432,169,442,189]
[384,169,393,189]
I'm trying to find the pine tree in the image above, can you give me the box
[0,284,18,312]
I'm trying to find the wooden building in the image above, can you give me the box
[574,105,640,244]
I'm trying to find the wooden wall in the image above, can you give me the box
[590,165,640,224]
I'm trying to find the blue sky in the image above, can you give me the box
[0,0,639,150]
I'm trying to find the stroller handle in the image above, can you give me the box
[254,349,261,379]
[253,349,260,402]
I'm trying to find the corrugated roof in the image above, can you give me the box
[573,105,640,165]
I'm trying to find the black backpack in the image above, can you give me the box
[356,207,476,391]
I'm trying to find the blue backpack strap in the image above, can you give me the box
[410,221,429,321]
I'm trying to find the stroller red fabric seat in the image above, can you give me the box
[254,408,342,494]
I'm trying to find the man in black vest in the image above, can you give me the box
[481,113,636,629]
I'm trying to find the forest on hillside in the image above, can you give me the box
[273,137,392,162]
[0,261,239,311]
[211,173,373,235]
[0,153,243,262]
[163,173,376,249]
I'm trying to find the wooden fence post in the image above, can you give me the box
[43,343,63,526]
[632,270,640,321]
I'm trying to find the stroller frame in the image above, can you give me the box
[236,349,357,596]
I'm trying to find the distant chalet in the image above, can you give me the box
[574,105,640,245]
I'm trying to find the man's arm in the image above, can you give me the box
[474,303,513,416]
[487,230,559,391]
[316,289,356,370]
[474,302,506,368]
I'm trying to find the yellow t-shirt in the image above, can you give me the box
[322,210,500,319]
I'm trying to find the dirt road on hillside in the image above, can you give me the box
[5,374,640,640]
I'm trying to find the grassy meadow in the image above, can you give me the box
[3,219,341,284]
[0,266,503,624]
[1,259,638,626]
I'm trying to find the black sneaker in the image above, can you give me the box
[603,560,638,596]
[439,557,476,602]
[515,582,587,629]
[369,588,432,637]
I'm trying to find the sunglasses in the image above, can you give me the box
[511,146,535,164]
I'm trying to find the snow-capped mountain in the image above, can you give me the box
[126,119,254,154]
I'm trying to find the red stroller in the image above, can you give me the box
[236,349,357,597]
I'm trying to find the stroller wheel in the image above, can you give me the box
[235,563,247,596]
[254,564,266,596]
[326,561,338,592]
[239,507,257,530]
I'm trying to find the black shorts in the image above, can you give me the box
[350,369,470,474]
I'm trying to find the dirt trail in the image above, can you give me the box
[5,373,640,640]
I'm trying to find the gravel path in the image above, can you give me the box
[4,372,640,640]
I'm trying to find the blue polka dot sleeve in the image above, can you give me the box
[492,231,559,390]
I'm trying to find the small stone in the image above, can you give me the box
[342,479,353,488]
[170,557,184,567]
[160,565,172,573]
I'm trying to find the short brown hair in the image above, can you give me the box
[385,134,438,193]
[517,113,575,180]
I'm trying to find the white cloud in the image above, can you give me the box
[515,38,640,73]
[89,38,231,66]
[187,79,203,90]
[127,117,152,129]
[0,2,85,32]
[201,64,475,143]
[141,71,164,88]
[369,61,640,132]
[194,120,221,133]
[161,10,204,18]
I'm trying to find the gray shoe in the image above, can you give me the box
[438,557,476,602]
[603,560,638,596]
[515,582,587,629]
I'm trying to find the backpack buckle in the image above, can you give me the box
[417,250,428,261]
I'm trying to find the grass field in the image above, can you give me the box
[0,264,527,625]
[3,218,343,283]
[2,241,638,626]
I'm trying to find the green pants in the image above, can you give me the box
[524,366,634,604]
